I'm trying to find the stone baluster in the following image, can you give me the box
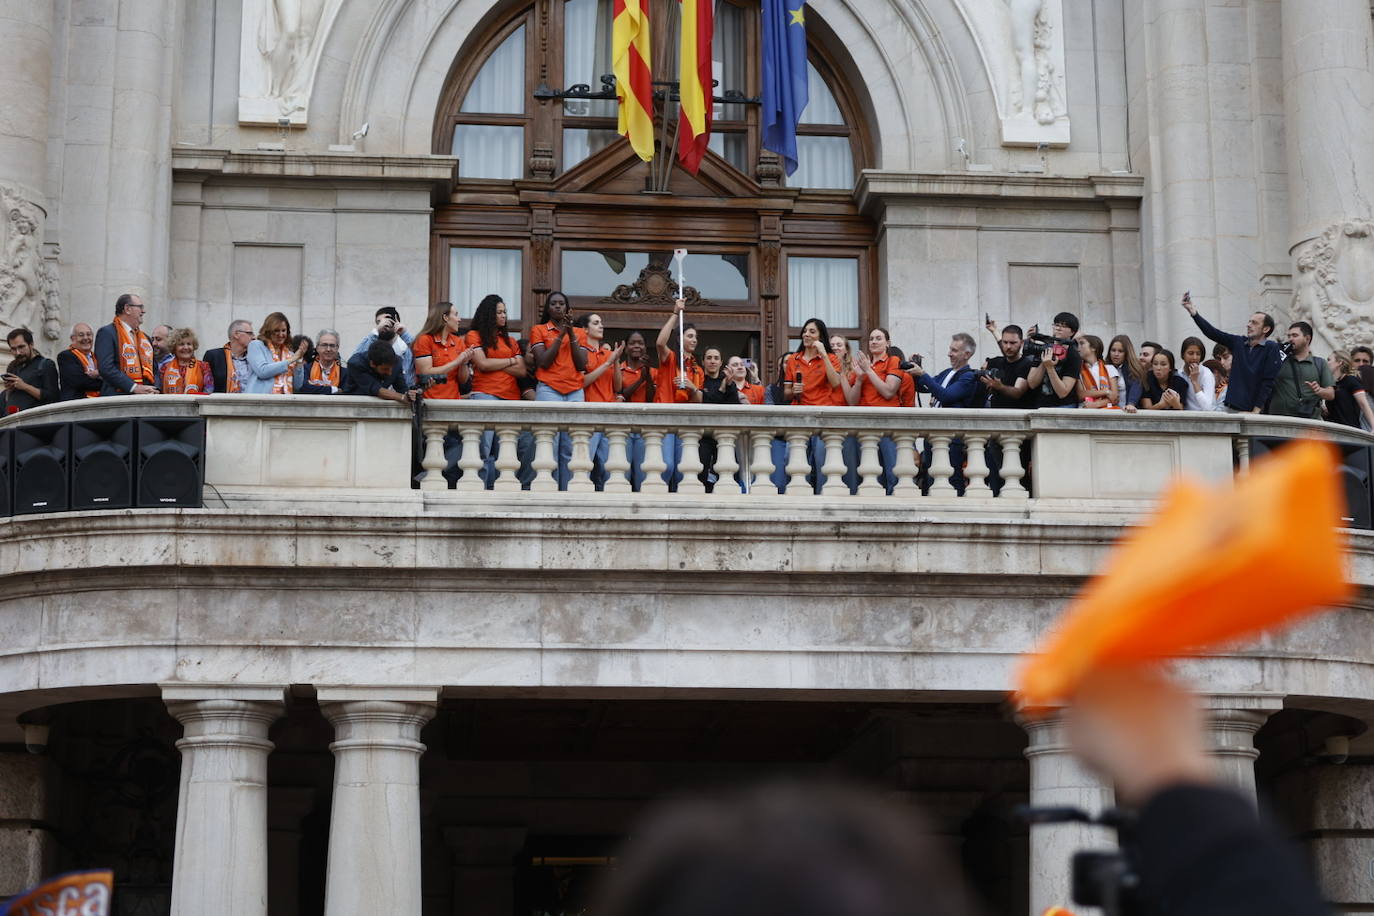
[713,430,741,497]
[492,427,522,492]
[892,434,920,495]
[603,430,632,494]
[678,430,706,495]
[640,430,669,495]
[998,435,1029,498]
[927,435,955,495]
[856,433,883,496]
[785,433,811,495]
[567,428,594,493]
[530,426,558,493]
[455,427,484,493]
[820,432,848,496]
[165,686,284,916]
[1234,436,1251,473]
[1022,713,1116,916]
[749,433,776,497]
[420,426,448,491]
[963,435,992,498]
[319,688,438,916]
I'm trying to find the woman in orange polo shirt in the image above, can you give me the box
[413,301,472,399]
[465,293,532,488]
[576,313,624,490]
[848,327,905,492]
[781,317,844,493]
[529,291,587,488]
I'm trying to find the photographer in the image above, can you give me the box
[1181,294,1281,412]
[351,307,416,387]
[1267,322,1333,420]
[1025,312,1083,407]
[980,320,1034,408]
[342,340,418,404]
[906,333,979,408]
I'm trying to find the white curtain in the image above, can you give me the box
[800,63,843,125]
[461,25,526,114]
[562,0,614,118]
[787,256,858,329]
[563,128,620,170]
[713,1,747,121]
[452,124,525,180]
[450,248,524,320]
[787,136,853,190]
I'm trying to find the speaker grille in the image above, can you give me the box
[15,447,67,513]
[140,442,200,506]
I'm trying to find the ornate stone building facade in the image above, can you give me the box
[0,1,1372,915]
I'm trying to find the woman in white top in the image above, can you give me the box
[1077,335,1119,409]
[1179,336,1216,411]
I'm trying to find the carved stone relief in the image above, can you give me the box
[1291,220,1374,352]
[955,0,1070,147]
[239,0,342,126]
[600,263,705,307]
[0,186,60,341]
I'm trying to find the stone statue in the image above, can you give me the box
[1004,0,1058,125]
[0,188,49,340]
[255,0,328,118]
[1291,220,1374,353]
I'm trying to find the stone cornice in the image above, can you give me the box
[170,148,459,195]
[854,169,1146,215]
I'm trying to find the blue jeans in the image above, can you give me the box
[535,383,583,489]
[661,433,683,491]
[468,391,535,489]
[769,434,827,494]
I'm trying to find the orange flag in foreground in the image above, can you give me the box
[0,869,112,916]
[1018,438,1352,708]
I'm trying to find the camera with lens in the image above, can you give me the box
[1024,333,1072,362]
[1279,340,1296,358]
[1019,804,1142,916]
[898,354,923,371]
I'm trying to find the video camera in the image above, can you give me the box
[1023,333,1073,362]
[1018,804,1142,916]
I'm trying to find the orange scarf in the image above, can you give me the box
[267,343,292,395]
[68,347,99,398]
[116,320,154,385]
[161,359,208,395]
[1080,360,1119,409]
[310,360,340,388]
[222,345,241,393]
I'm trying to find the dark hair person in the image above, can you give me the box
[1137,348,1189,411]
[1107,334,1148,409]
[785,317,843,406]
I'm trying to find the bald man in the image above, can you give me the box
[150,324,173,373]
[57,322,102,400]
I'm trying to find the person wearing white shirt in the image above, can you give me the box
[1180,336,1217,411]
[351,306,416,387]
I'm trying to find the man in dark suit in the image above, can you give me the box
[203,319,253,393]
[93,293,159,396]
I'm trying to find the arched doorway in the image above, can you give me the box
[429,0,879,376]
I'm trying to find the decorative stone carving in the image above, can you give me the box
[1291,220,1374,353]
[759,241,781,298]
[531,236,553,293]
[756,151,784,188]
[955,0,1070,147]
[601,262,705,307]
[530,142,556,181]
[0,187,59,341]
[239,0,342,126]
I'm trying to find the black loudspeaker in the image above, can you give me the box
[1251,437,1373,530]
[12,423,70,514]
[137,417,204,508]
[71,418,134,510]
[0,428,10,517]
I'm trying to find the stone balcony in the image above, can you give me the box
[0,396,1370,755]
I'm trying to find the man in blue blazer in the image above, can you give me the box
[93,293,159,396]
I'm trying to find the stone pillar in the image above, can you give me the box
[1282,0,1374,249]
[165,687,285,916]
[1282,0,1374,350]
[1294,765,1374,909]
[1022,714,1115,916]
[0,752,54,896]
[319,688,438,916]
[1201,697,1281,802]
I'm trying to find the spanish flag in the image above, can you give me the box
[613,0,654,161]
[677,0,714,173]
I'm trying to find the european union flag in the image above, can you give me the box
[761,0,809,176]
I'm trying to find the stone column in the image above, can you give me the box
[165,687,285,916]
[1282,0,1374,350]
[0,752,54,895]
[1201,697,1282,802]
[1022,713,1116,916]
[319,688,438,916]
[1295,765,1374,909]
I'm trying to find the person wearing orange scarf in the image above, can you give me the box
[57,322,101,400]
[244,311,308,394]
[157,328,214,394]
[93,293,159,395]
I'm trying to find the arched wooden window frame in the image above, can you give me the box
[430,0,879,373]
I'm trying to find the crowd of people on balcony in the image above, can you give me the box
[6,290,1374,434]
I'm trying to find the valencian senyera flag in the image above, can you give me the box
[614,0,655,161]
[0,869,113,916]
[677,0,714,173]
[761,0,809,175]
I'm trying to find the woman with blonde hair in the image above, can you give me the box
[158,328,214,394]
[245,311,308,394]
[1326,350,1374,429]
[1107,334,1148,409]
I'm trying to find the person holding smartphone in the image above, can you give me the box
[2,327,58,413]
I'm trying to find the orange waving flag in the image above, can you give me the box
[1018,438,1352,707]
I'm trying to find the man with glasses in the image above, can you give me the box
[94,293,159,395]
[204,319,255,393]
[1025,311,1083,407]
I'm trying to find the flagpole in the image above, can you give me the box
[673,249,687,385]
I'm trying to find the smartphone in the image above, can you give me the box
[985,312,992,324]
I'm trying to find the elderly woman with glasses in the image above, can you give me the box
[244,311,309,394]
[295,328,347,394]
